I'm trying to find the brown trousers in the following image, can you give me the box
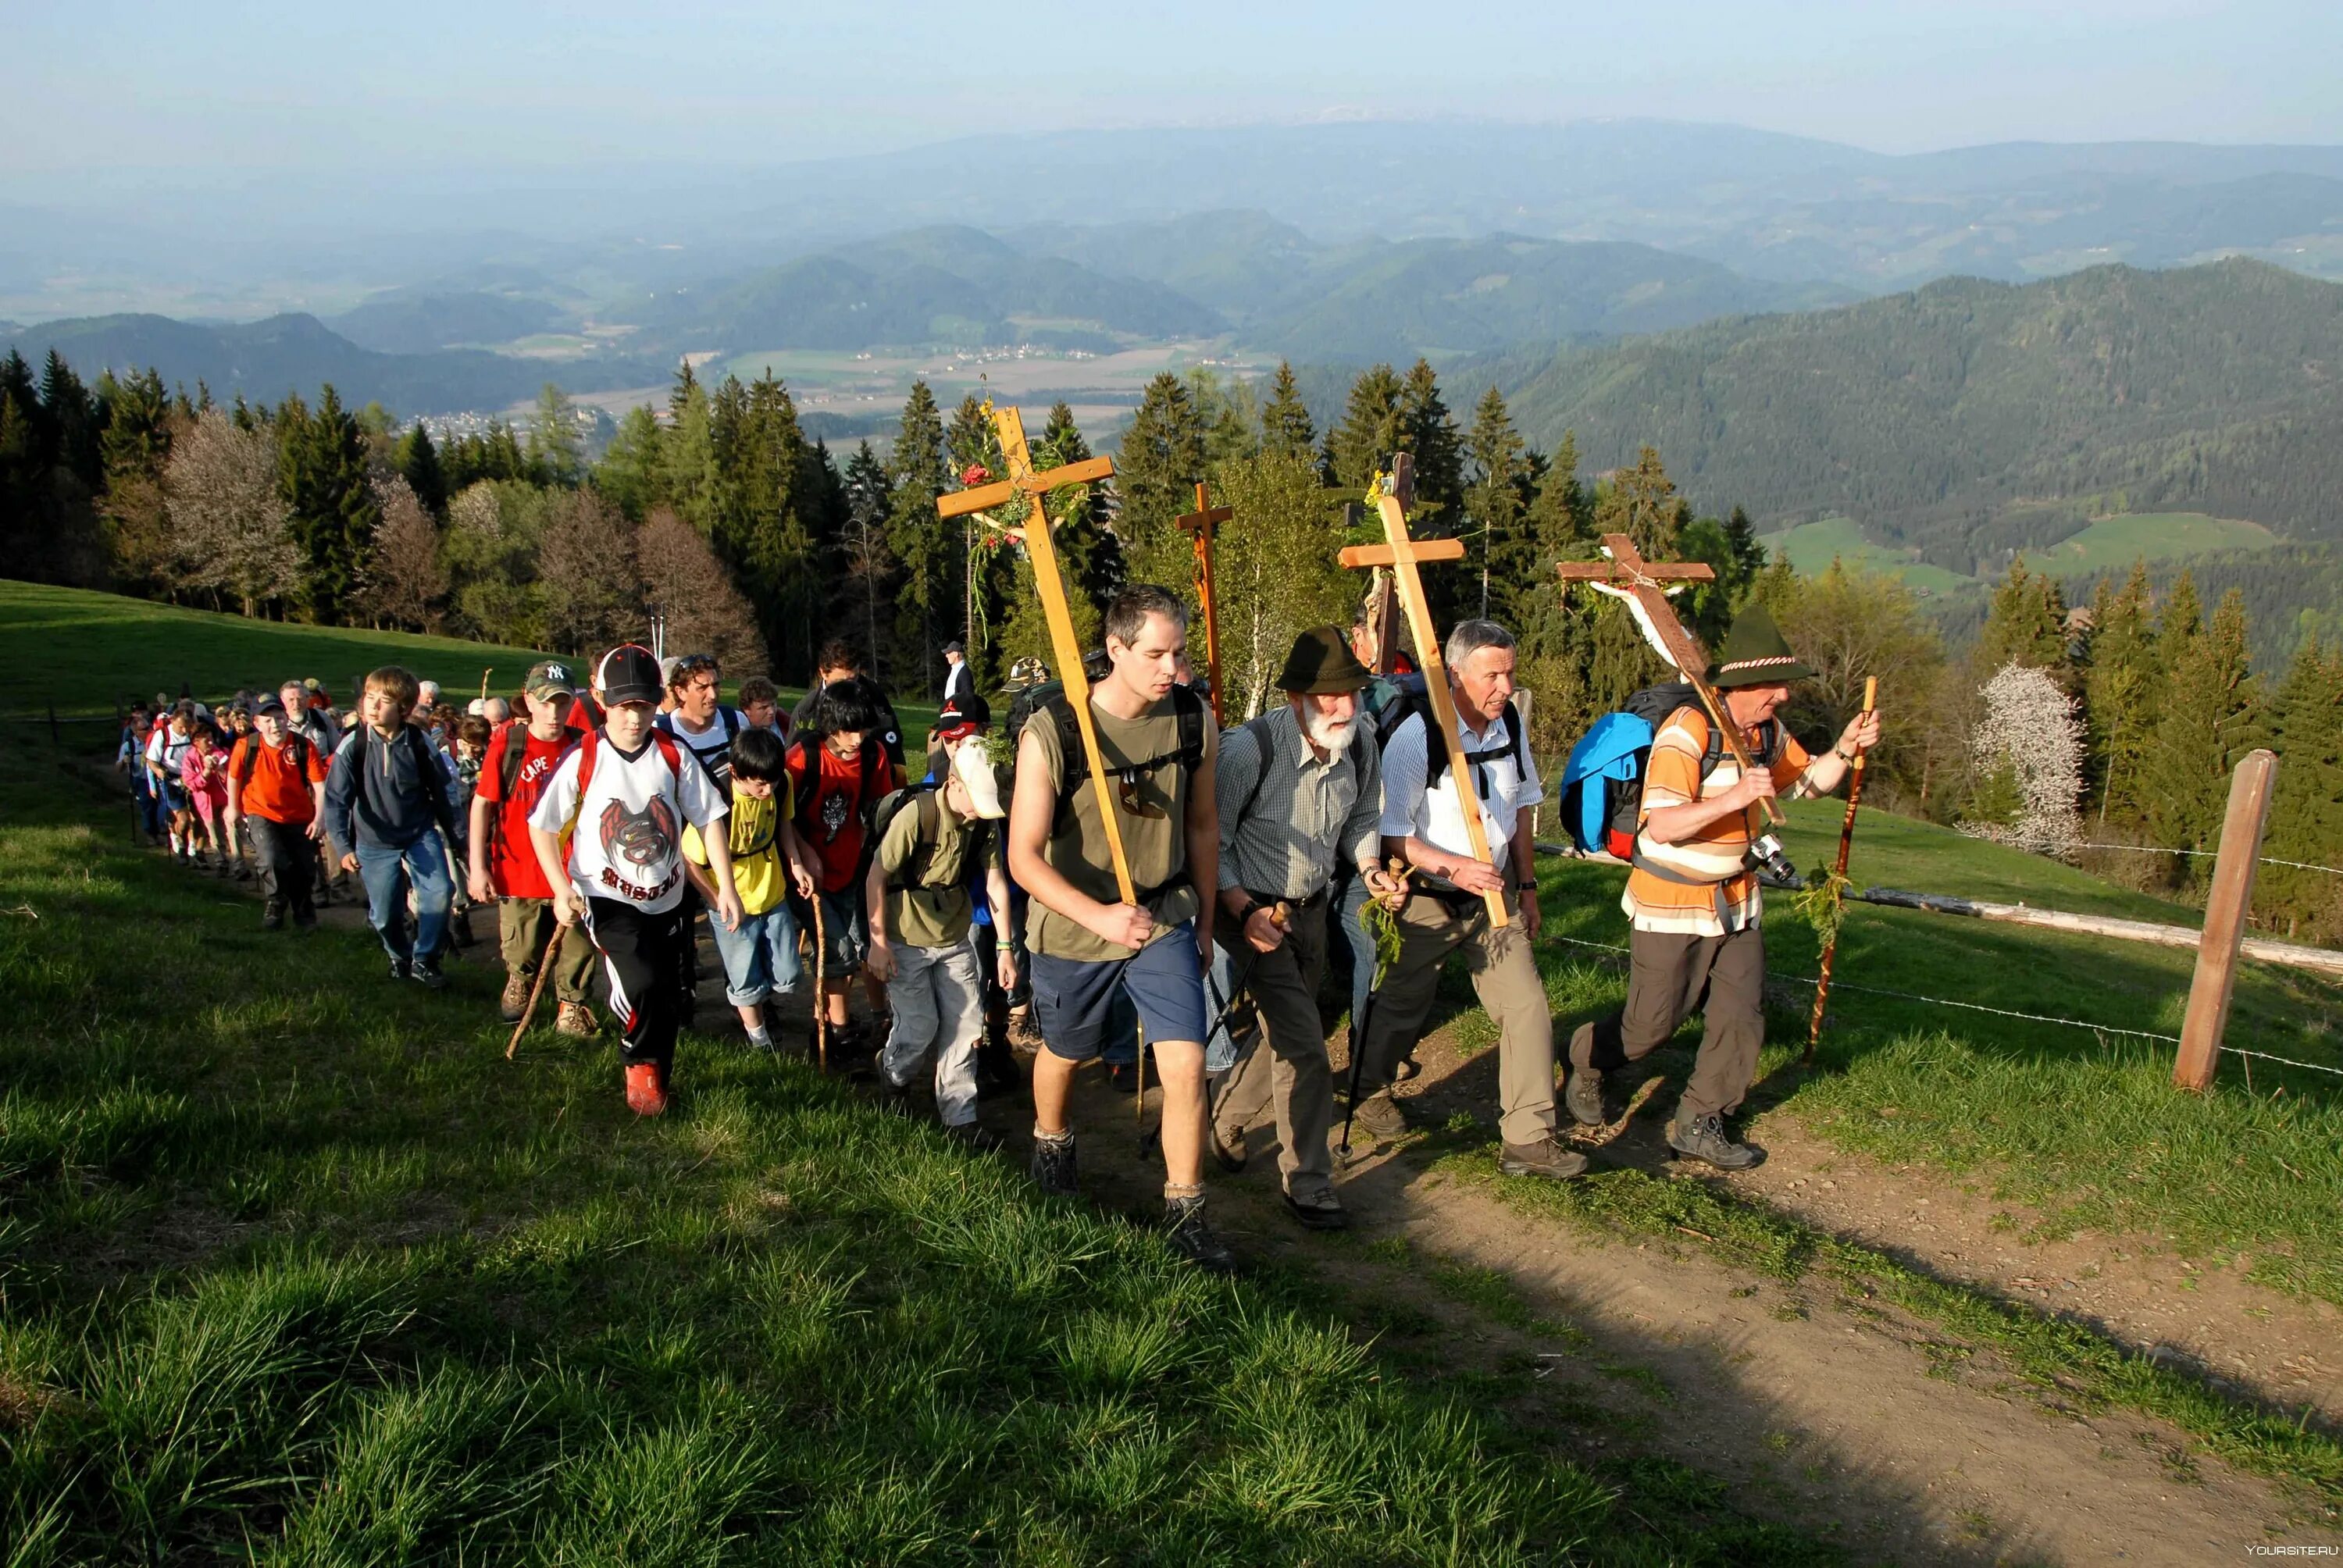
[1357,888,1556,1146]
[1569,927,1767,1123]
[500,896,598,1004]
[1211,900,1336,1203]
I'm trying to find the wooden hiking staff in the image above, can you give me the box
[1176,481,1232,725]
[505,920,564,1060]
[1803,675,1878,1065]
[812,893,829,1072]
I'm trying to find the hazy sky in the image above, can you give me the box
[3,0,2336,195]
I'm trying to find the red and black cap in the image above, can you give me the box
[594,644,663,706]
[936,690,991,739]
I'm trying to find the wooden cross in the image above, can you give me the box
[1175,480,1233,723]
[1336,454,1508,928]
[1557,533,1785,827]
[937,407,1136,905]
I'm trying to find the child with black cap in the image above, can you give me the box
[529,643,744,1117]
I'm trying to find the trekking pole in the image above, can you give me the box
[506,918,564,1060]
[1803,676,1878,1067]
[812,893,829,1073]
[1336,863,1408,1160]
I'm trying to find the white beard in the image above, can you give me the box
[1303,711,1357,751]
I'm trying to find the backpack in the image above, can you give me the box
[562,723,687,853]
[1227,707,1371,828]
[1374,671,1528,790]
[487,719,580,832]
[656,705,744,782]
[355,722,460,838]
[233,732,312,789]
[1558,683,1779,858]
[868,780,994,893]
[1037,683,1209,834]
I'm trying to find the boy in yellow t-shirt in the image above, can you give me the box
[686,728,816,1049]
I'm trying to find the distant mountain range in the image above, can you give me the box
[1471,257,2343,570]
[2,312,660,413]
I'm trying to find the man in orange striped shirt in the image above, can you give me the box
[1564,606,1879,1169]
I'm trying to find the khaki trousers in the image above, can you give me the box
[1211,900,1336,1204]
[499,896,598,1004]
[1357,889,1556,1147]
[1568,927,1767,1123]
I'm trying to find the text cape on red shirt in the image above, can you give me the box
[476,727,574,900]
[526,733,728,915]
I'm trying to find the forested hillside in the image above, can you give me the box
[1482,258,2343,571]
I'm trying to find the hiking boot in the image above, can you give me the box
[388,956,412,982]
[233,861,253,882]
[500,971,532,1023]
[1030,1129,1078,1196]
[1346,1091,1409,1146]
[1282,1190,1349,1231]
[314,884,333,908]
[555,1002,596,1038]
[879,1080,915,1117]
[975,1043,1022,1097]
[1162,1195,1237,1273]
[1207,1115,1250,1174]
[293,906,319,932]
[410,958,447,991]
[1500,1134,1590,1181]
[1564,1066,1607,1128]
[944,1121,1004,1154]
[262,900,284,931]
[625,1061,668,1117]
[1667,1112,1761,1171]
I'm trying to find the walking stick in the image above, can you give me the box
[813,893,829,1073]
[1803,676,1878,1065]
[506,918,564,1060]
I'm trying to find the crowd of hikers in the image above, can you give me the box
[113,585,1876,1271]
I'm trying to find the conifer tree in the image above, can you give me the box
[1592,446,1688,561]
[1325,364,1403,492]
[837,441,897,683]
[712,372,815,668]
[394,422,448,518]
[2081,560,2159,822]
[1260,361,1318,465]
[1397,359,1464,533]
[95,368,177,591]
[2259,638,2343,940]
[1114,372,1206,584]
[276,385,379,624]
[1466,387,1528,622]
[662,362,718,536]
[2158,570,2204,676]
[593,406,664,521]
[2140,586,2257,878]
[1973,554,2069,675]
[886,381,956,697]
[1723,506,1767,590]
[1040,401,1122,609]
[526,383,585,486]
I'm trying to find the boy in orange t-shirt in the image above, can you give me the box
[223,697,330,930]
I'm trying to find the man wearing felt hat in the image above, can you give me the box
[1564,603,1880,1170]
[1206,625,1408,1230]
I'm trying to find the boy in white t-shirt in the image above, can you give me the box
[529,643,744,1117]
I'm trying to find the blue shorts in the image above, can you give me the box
[1029,921,1208,1062]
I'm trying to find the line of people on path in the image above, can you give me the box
[114,588,1876,1276]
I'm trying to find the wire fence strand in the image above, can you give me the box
[2071,842,2343,878]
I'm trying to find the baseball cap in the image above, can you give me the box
[595,645,663,706]
[936,690,992,739]
[524,658,581,700]
[951,741,1006,820]
[255,696,287,718]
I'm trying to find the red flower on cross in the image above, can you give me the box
[961,463,990,487]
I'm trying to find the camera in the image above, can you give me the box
[1745,833,1804,889]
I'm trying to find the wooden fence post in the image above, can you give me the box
[2173,749,2279,1092]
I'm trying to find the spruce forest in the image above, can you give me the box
[2,343,2338,941]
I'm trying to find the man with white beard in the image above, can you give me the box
[1205,625,1407,1231]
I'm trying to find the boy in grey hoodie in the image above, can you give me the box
[324,665,460,987]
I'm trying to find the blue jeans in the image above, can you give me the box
[355,832,452,964]
[709,902,804,1007]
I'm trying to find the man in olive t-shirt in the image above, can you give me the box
[1009,585,1232,1272]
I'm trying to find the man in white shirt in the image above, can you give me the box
[1350,618,1582,1180]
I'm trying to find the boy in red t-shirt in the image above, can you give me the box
[469,661,598,1036]
[783,677,899,1054]
[222,697,329,930]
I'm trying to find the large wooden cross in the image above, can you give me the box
[1175,480,1233,723]
[936,407,1136,903]
[1557,533,1785,827]
[1337,454,1508,928]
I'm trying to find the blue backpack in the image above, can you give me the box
[1559,684,1778,857]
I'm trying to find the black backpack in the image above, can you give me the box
[789,732,890,845]
[1375,671,1528,789]
[1031,683,1209,833]
[869,780,994,893]
[233,731,312,789]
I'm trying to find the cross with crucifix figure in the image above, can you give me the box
[1557,533,1785,827]
[936,407,1135,899]
[1175,480,1233,723]
[1338,454,1509,928]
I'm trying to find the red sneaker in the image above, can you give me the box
[625,1062,668,1117]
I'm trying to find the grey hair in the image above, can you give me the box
[1445,619,1517,669]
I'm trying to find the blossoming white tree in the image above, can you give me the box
[1961,662,2084,857]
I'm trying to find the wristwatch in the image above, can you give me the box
[1515,880,1537,892]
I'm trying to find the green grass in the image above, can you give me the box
[0,739,1831,1563]
[1755,518,1976,596]
[2030,512,2279,576]
[1521,798,2343,1309]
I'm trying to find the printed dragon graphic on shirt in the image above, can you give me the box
[599,794,679,873]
